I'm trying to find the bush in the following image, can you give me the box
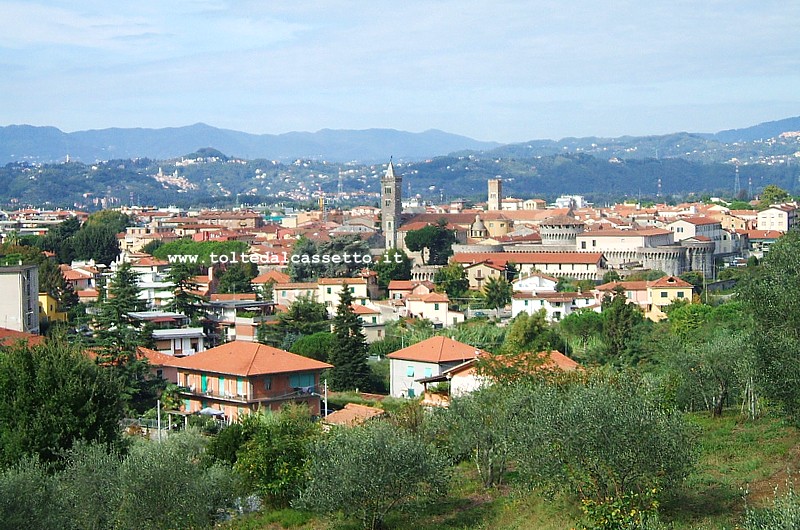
[743,480,800,529]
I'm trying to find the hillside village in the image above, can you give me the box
[1,161,800,528]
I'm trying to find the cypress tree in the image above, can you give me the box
[329,283,371,391]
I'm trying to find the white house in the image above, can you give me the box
[404,292,464,328]
[511,291,597,322]
[386,336,488,398]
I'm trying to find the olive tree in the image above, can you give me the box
[298,420,449,530]
[510,376,695,503]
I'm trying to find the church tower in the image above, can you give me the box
[381,159,402,249]
[488,178,502,211]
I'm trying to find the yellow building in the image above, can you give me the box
[644,276,694,321]
[38,292,67,324]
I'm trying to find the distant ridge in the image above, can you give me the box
[0,123,500,164]
[704,116,800,143]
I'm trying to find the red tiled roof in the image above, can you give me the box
[351,304,380,315]
[407,292,449,303]
[324,403,385,426]
[0,328,44,348]
[387,336,486,363]
[171,341,332,376]
[673,216,720,226]
[210,293,257,301]
[452,252,604,266]
[252,270,291,284]
[318,277,367,285]
[648,275,693,288]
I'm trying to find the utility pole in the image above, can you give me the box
[157,398,162,442]
[323,379,328,418]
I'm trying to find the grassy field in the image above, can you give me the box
[222,411,800,529]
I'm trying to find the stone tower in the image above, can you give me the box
[381,159,402,249]
[488,178,502,211]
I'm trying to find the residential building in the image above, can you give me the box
[0,263,39,333]
[387,336,487,398]
[404,292,464,328]
[757,205,797,232]
[511,291,597,322]
[168,341,332,422]
[38,292,67,325]
[317,278,369,313]
[593,275,694,321]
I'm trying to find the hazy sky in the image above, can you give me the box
[1,1,798,143]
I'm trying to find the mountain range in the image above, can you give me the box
[2,116,800,166]
[0,123,500,165]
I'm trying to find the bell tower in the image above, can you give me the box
[381,159,402,249]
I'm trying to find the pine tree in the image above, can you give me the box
[329,284,371,391]
[93,262,157,412]
[166,263,203,322]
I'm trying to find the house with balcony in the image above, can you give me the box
[166,340,332,422]
[205,294,275,343]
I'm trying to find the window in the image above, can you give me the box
[434,303,440,310]
[237,378,244,396]
[327,287,332,294]
[290,373,315,388]
[424,367,433,378]
[281,290,286,296]
[384,187,392,194]
[592,240,596,247]
[581,241,586,249]
[677,292,685,298]
[660,291,668,298]
[524,300,529,306]
[264,376,272,390]
[371,316,377,324]
[349,287,355,293]
[407,388,415,398]
[384,200,391,207]
[218,376,225,394]
[407,366,415,377]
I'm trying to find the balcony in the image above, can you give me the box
[182,386,250,403]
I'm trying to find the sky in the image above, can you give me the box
[1,1,799,143]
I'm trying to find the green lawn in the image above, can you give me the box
[223,411,800,530]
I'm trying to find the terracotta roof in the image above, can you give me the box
[252,270,291,284]
[210,293,257,301]
[387,336,486,363]
[351,304,380,315]
[452,252,604,266]
[323,403,385,426]
[740,229,783,239]
[138,346,182,367]
[318,277,367,285]
[171,340,332,376]
[579,228,672,237]
[274,282,317,290]
[0,328,44,348]
[672,216,720,226]
[537,350,581,371]
[407,292,449,303]
[131,257,170,267]
[648,275,693,288]
[595,280,649,291]
[388,280,416,291]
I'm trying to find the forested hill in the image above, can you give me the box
[3,150,799,210]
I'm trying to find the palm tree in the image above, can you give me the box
[482,276,512,318]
